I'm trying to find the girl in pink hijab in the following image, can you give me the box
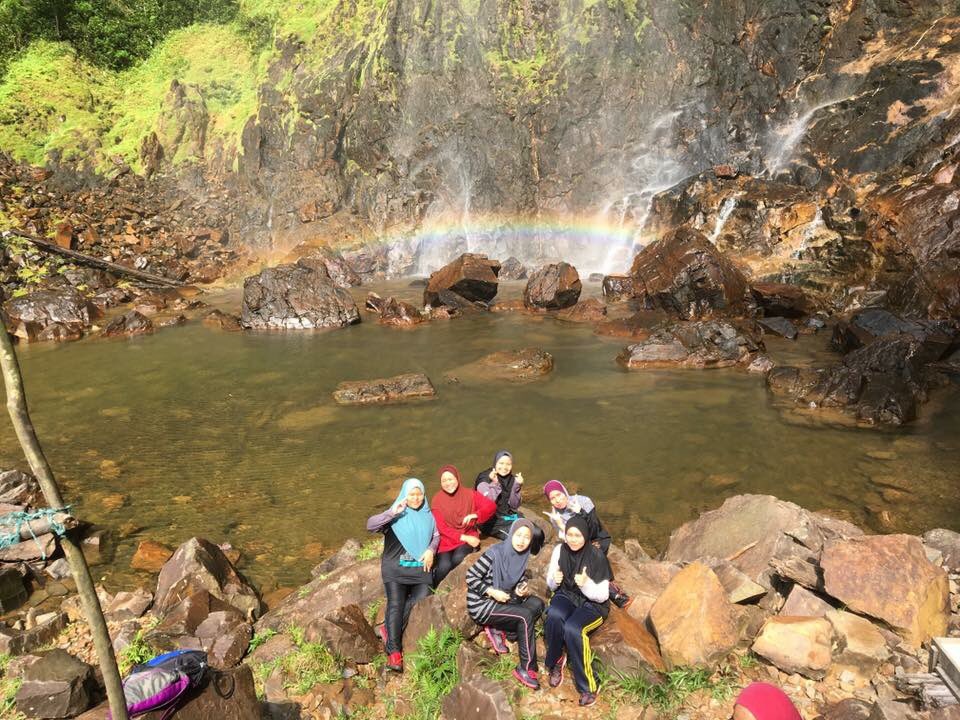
[732,682,802,720]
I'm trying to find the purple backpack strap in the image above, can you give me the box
[109,668,192,718]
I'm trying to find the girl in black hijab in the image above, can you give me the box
[542,515,612,707]
[474,450,524,539]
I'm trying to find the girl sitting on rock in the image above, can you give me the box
[431,464,496,586]
[366,478,438,673]
[543,515,612,707]
[542,479,631,609]
[465,519,545,690]
[474,449,525,539]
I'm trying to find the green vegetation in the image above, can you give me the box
[250,626,343,699]
[365,597,383,624]
[248,628,278,653]
[479,654,515,682]
[405,627,461,720]
[0,653,25,720]
[117,630,159,675]
[0,0,238,76]
[611,664,739,713]
[357,537,384,561]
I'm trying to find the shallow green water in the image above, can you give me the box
[2,282,958,594]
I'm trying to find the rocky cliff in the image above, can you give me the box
[2,0,960,315]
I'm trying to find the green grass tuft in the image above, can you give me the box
[357,537,384,561]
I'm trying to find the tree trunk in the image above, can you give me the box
[0,315,129,720]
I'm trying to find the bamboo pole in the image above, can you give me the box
[0,314,129,720]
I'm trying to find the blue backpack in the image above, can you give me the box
[109,650,209,719]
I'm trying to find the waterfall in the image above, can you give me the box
[598,109,690,275]
[765,97,848,175]
[708,197,738,244]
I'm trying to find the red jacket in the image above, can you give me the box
[432,491,496,553]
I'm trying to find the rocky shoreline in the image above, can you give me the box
[1,468,959,719]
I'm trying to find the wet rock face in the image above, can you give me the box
[522,262,582,310]
[3,288,97,342]
[240,261,361,330]
[616,320,761,369]
[498,257,527,280]
[601,275,635,303]
[289,245,362,289]
[332,372,436,404]
[423,254,500,309]
[629,228,749,319]
[751,283,812,319]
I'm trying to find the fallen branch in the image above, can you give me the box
[3,229,184,288]
[0,512,79,542]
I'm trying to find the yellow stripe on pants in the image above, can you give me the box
[580,616,605,693]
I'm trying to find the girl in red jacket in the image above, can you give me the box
[431,464,496,586]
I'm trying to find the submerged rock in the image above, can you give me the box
[103,310,153,337]
[629,227,749,319]
[446,348,554,383]
[333,373,436,404]
[523,262,582,309]
[616,320,761,369]
[240,261,361,330]
[203,309,242,331]
[423,253,500,308]
[556,298,607,323]
[3,288,98,343]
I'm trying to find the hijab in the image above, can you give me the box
[558,515,611,595]
[432,465,475,530]
[389,478,435,559]
[734,683,802,720]
[542,480,596,520]
[486,518,534,591]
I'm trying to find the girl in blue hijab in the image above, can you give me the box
[367,478,439,672]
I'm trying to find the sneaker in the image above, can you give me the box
[513,667,540,690]
[484,626,509,655]
[579,691,598,707]
[548,654,565,688]
[377,623,388,648]
[610,582,633,610]
[386,651,403,673]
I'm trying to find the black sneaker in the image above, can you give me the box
[610,582,632,610]
[579,691,598,707]
[548,654,565,688]
[513,667,540,690]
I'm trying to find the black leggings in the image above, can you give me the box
[485,597,545,674]
[383,581,431,653]
[433,544,475,587]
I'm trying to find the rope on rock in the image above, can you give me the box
[0,506,72,560]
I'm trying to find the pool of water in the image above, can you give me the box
[2,281,958,594]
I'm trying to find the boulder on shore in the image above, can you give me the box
[649,562,740,669]
[820,534,949,647]
[629,226,749,318]
[154,537,262,621]
[523,262,582,310]
[3,288,98,343]
[240,260,361,330]
[423,254,500,308]
[617,320,761,369]
[15,649,95,719]
[332,373,436,404]
[751,616,834,679]
[103,310,153,337]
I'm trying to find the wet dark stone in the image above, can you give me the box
[523,262,582,309]
[103,310,153,337]
[3,288,97,343]
[617,320,761,369]
[759,316,798,340]
[241,261,361,330]
[423,254,500,308]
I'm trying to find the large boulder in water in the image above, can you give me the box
[240,261,361,330]
[768,334,952,426]
[820,534,949,647]
[629,227,749,318]
[423,253,500,308]
[3,288,98,342]
[616,320,761,369]
[154,537,262,621]
[522,262,582,309]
